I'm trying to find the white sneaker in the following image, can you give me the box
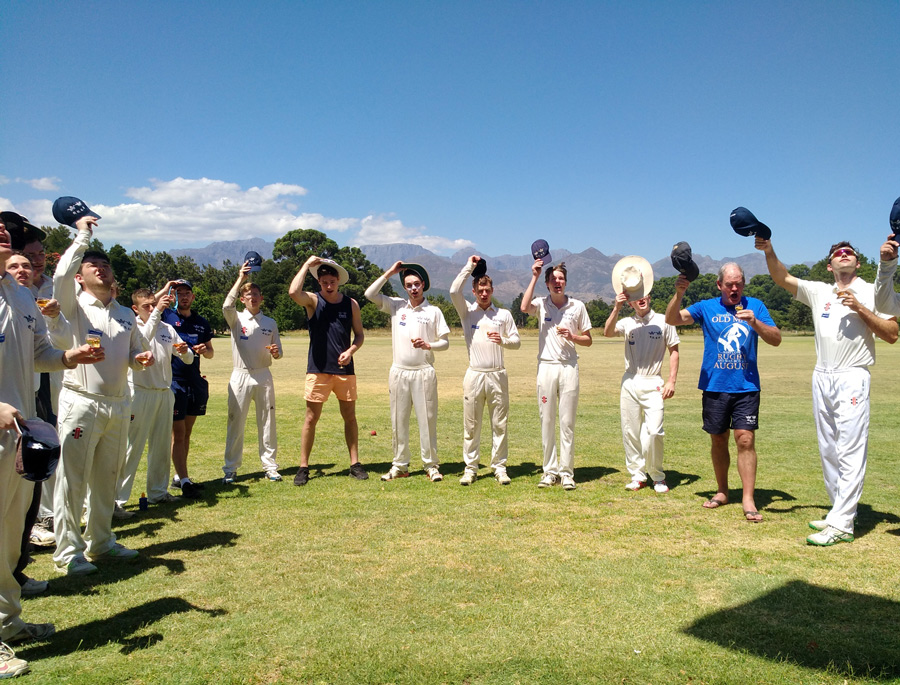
[537,473,558,488]
[653,480,669,493]
[29,524,55,547]
[265,470,283,482]
[381,466,409,481]
[113,504,135,519]
[494,468,511,485]
[425,466,443,482]
[88,543,139,561]
[0,642,29,678]
[459,469,477,486]
[56,555,97,576]
[806,525,854,546]
[808,520,827,531]
[625,480,646,491]
[560,475,577,490]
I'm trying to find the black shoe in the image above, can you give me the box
[293,467,310,486]
[180,481,203,499]
[349,463,369,480]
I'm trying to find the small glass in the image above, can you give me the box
[36,298,50,308]
[86,333,101,348]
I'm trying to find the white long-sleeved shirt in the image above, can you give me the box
[223,287,281,371]
[52,228,146,398]
[130,308,194,390]
[0,273,68,419]
[450,262,520,371]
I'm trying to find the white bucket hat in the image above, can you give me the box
[312,258,349,285]
[611,255,654,300]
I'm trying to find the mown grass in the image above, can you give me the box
[18,331,900,684]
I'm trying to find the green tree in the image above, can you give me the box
[427,294,460,328]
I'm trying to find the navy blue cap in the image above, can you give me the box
[531,239,551,265]
[890,196,900,238]
[730,207,771,240]
[670,241,700,282]
[173,279,193,291]
[244,251,263,272]
[52,196,101,227]
[472,257,487,279]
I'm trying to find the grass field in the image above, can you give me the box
[18,330,900,684]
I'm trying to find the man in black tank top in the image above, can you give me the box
[288,256,368,485]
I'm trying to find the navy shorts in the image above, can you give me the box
[172,376,209,421]
[701,391,760,434]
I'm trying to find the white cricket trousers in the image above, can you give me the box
[223,368,278,474]
[536,361,579,478]
[54,387,129,566]
[118,386,175,505]
[389,365,438,469]
[812,366,869,534]
[0,433,31,640]
[620,373,666,482]
[462,368,509,471]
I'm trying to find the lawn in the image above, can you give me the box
[18,331,900,684]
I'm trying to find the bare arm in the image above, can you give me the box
[662,344,679,399]
[337,298,365,366]
[289,256,320,313]
[665,276,695,326]
[520,259,542,315]
[755,237,798,297]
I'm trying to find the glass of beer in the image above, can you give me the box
[86,333,101,348]
[36,298,50,308]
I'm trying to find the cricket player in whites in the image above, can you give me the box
[450,256,521,485]
[116,288,194,510]
[758,236,897,545]
[222,261,282,483]
[366,261,450,482]
[604,257,679,493]
[520,258,593,490]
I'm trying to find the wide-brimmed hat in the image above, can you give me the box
[1,211,46,247]
[399,263,430,291]
[612,256,654,300]
[730,206,771,240]
[312,258,349,285]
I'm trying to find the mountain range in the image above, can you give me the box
[171,239,780,303]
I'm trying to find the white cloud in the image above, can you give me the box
[16,176,470,255]
[0,177,61,191]
[353,214,474,253]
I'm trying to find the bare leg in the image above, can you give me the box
[172,415,198,481]
[338,399,360,465]
[299,401,324,468]
[733,429,759,517]
[705,431,730,507]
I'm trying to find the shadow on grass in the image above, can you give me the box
[683,580,900,680]
[695,487,795,511]
[659,469,700,490]
[48,530,240,596]
[574,464,618,483]
[17,596,227,659]
[756,501,900,540]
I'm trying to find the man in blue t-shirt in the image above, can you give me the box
[155,279,214,498]
[666,263,781,522]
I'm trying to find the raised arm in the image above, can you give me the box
[450,256,477,319]
[755,237,799,297]
[604,292,627,337]
[289,256,320,314]
[665,275,695,326]
[364,260,403,309]
[520,259,542,315]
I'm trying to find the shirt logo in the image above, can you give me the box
[717,322,748,353]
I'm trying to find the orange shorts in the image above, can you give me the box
[305,373,357,402]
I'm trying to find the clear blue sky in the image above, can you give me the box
[3,1,898,265]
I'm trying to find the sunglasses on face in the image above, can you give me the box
[830,248,857,260]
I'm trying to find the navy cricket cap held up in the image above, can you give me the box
[52,196,101,227]
[244,251,263,272]
[472,257,487,279]
[890,196,900,239]
[730,207,771,240]
[670,241,700,282]
[531,239,551,265]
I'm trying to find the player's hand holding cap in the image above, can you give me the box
[670,241,700,282]
[244,251,263,272]
[531,239,551,265]
[730,207,771,240]
[52,196,101,227]
[472,257,487,279]
[612,256,654,300]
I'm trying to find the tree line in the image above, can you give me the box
[38,225,890,333]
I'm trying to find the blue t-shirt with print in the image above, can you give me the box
[686,296,775,393]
